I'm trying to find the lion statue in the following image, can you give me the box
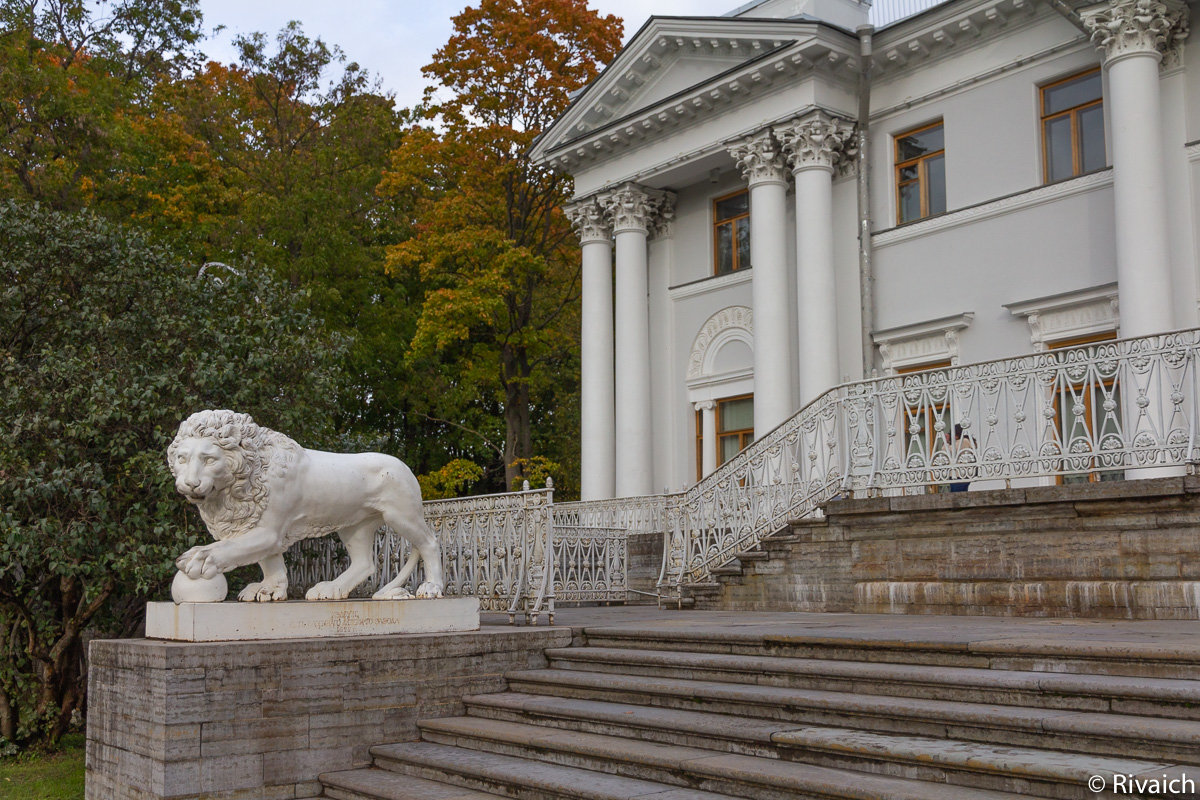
[168,409,442,602]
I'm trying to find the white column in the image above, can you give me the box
[728,131,792,435]
[695,400,717,478]
[1083,0,1189,337]
[566,199,615,500]
[604,184,662,497]
[777,112,856,406]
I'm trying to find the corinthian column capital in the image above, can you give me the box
[1082,0,1189,66]
[775,111,857,173]
[564,198,611,244]
[602,183,673,236]
[727,129,789,187]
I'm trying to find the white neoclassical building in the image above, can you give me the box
[533,0,1198,499]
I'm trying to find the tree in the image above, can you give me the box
[0,200,347,748]
[0,0,204,209]
[381,0,622,491]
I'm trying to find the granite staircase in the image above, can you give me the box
[319,622,1200,800]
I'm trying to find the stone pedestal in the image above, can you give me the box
[86,625,570,800]
[145,597,479,642]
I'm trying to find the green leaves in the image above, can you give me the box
[0,200,346,747]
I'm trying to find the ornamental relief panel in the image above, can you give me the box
[687,306,754,381]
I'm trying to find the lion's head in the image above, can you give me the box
[168,410,298,539]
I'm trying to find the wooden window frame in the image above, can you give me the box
[894,121,945,224]
[716,393,755,468]
[1049,332,1121,484]
[696,394,755,478]
[712,189,750,276]
[1040,67,1104,184]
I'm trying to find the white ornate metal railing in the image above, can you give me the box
[658,328,1200,600]
[294,329,1200,617]
[290,482,556,622]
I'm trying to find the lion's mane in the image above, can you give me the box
[168,410,300,540]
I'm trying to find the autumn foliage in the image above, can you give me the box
[0,0,625,751]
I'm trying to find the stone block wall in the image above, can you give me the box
[703,476,1200,619]
[86,627,570,799]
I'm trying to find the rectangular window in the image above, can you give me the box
[713,190,750,275]
[696,394,755,479]
[1041,68,1105,183]
[895,122,946,224]
[717,395,754,467]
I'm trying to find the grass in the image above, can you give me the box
[0,733,85,800]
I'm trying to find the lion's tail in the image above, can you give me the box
[392,550,422,587]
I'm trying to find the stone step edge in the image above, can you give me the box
[402,720,1031,800]
[368,740,742,800]
[456,694,1185,786]
[420,713,1179,790]
[543,646,1200,703]
[321,767,504,800]
[579,626,1200,664]
[502,669,1200,746]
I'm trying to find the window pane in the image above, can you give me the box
[1044,71,1102,115]
[715,191,748,221]
[719,434,742,465]
[716,223,734,275]
[897,125,944,160]
[1044,115,1074,182]
[898,164,918,182]
[1078,105,1106,173]
[719,397,753,433]
[925,154,946,216]
[898,181,922,223]
[736,218,750,270]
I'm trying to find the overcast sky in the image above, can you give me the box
[195,1,737,110]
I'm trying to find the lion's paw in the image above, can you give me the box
[372,586,414,600]
[415,581,444,599]
[305,581,348,601]
[176,545,228,580]
[238,581,287,602]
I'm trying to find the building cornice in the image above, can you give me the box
[873,168,1112,248]
[871,0,1048,78]
[534,29,861,171]
[669,266,754,300]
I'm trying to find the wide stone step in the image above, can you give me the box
[322,768,507,800]
[544,646,1200,719]
[578,627,1200,679]
[367,740,743,800]
[459,693,1188,799]
[413,716,1037,800]
[501,669,1200,762]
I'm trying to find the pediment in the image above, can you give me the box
[531,16,857,166]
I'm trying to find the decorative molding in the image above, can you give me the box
[693,399,716,412]
[564,198,610,244]
[1004,282,1119,350]
[873,312,974,374]
[687,305,754,382]
[669,266,754,300]
[1186,141,1200,162]
[775,110,857,174]
[1082,0,1189,67]
[651,192,676,239]
[727,129,789,187]
[873,169,1112,248]
[601,183,674,236]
